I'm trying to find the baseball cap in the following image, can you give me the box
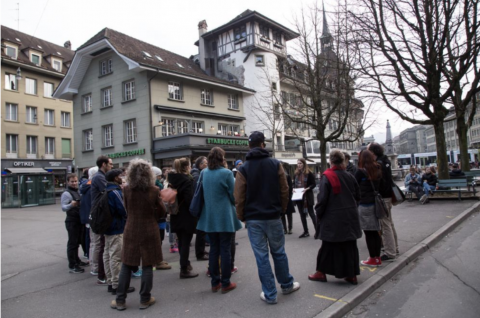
[106,169,123,182]
[248,131,265,143]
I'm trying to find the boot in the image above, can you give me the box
[180,269,199,279]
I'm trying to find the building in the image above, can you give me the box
[53,28,255,171]
[1,25,75,208]
[398,125,427,154]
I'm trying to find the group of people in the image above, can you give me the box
[61,132,401,310]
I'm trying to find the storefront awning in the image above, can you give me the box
[44,167,67,170]
[305,158,322,164]
[5,168,48,174]
[278,159,298,165]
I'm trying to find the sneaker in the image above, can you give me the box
[231,266,238,274]
[288,229,293,235]
[156,261,171,270]
[90,270,98,276]
[111,286,135,295]
[139,297,156,310]
[132,269,142,278]
[180,270,199,279]
[110,300,126,311]
[282,282,300,295]
[420,194,428,204]
[380,254,396,262]
[107,285,114,293]
[360,257,381,267]
[82,254,89,259]
[206,269,211,277]
[197,254,209,261]
[69,266,85,274]
[260,292,278,304]
[221,282,237,294]
[170,245,178,253]
[77,261,89,267]
[97,279,107,285]
[298,232,310,238]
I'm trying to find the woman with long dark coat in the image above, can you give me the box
[309,150,362,285]
[111,159,165,311]
[167,158,198,278]
[294,158,316,238]
[281,164,296,234]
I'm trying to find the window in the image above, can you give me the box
[45,137,55,155]
[62,139,71,158]
[123,80,135,101]
[102,87,112,107]
[218,124,228,135]
[178,120,189,134]
[255,55,264,66]
[52,60,62,72]
[4,73,17,90]
[234,25,247,41]
[228,94,238,110]
[155,55,164,61]
[176,63,184,68]
[272,82,277,91]
[83,130,93,151]
[273,32,282,45]
[100,59,112,75]
[26,106,37,123]
[26,136,37,155]
[201,89,213,105]
[228,125,240,136]
[211,41,217,51]
[44,82,54,97]
[83,94,92,113]
[162,118,175,136]
[168,82,182,100]
[25,78,37,94]
[192,121,203,133]
[6,134,18,154]
[5,45,17,59]
[44,109,54,126]
[31,54,40,65]
[103,125,113,147]
[124,120,137,143]
[5,103,18,121]
[61,111,71,127]
[260,25,269,38]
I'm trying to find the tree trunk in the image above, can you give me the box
[456,113,471,172]
[434,122,450,179]
[319,139,328,172]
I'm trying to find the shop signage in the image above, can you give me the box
[48,162,62,167]
[107,148,146,159]
[206,138,249,147]
[13,162,35,167]
[276,152,303,159]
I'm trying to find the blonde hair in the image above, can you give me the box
[173,158,190,175]
[126,158,155,190]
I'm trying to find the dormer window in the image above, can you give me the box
[31,54,41,66]
[5,45,17,59]
[57,52,62,56]
[100,58,112,75]
[155,55,164,61]
[234,25,247,41]
[260,25,269,38]
[273,32,282,45]
[176,63,184,68]
[142,51,152,58]
[37,45,43,49]
[52,59,62,72]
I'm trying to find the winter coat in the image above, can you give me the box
[104,182,127,236]
[376,155,393,198]
[294,171,316,206]
[422,172,438,186]
[122,185,165,266]
[346,162,358,177]
[79,180,92,225]
[315,169,362,242]
[167,172,197,233]
[91,169,107,206]
[404,173,421,188]
[196,168,243,233]
[450,169,465,178]
[286,173,296,214]
[354,169,381,204]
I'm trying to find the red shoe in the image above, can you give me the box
[360,257,381,267]
[308,271,327,282]
[345,276,358,285]
[211,283,221,293]
[221,282,237,294]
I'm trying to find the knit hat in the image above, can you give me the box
[235,160,243,167]
[106,169,123,182]
[152,166,162,176]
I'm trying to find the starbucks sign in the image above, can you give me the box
[107,148,146,159]
[206,138,249,147]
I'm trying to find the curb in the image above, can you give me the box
[315,201,480,318]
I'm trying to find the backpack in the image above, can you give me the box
[89,189,115,234]
[160,188,179,215]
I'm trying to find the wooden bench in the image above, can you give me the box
[435,178,477,200]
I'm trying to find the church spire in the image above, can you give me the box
[320,2,333,53]
[322,2,331,38]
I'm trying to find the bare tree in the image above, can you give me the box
[349,0,480,178]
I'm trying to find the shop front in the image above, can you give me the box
[1,159,73,208]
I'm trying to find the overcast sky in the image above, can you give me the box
[1,0,416,143]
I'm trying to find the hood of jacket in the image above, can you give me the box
[246,147,269,160]
[167,172,192,189]
[190,168,200,179]
[79,180,91,195]
[106,182,122,191]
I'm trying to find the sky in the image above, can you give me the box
[1,0,415,143]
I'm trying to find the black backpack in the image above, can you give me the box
[89,189,115,235]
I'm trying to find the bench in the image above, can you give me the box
[464,170,480,186]
[435,178,477,200]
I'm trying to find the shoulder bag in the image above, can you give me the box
[189,171,204,218]
[160,187,179,215]
[391,183,406,206]
[364,170,389,219]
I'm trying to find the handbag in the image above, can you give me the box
[189,171,204,218]
[160,187,179,215]
[391,183,406,206]
[365,170,389,219]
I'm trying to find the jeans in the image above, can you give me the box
[423,182,435,197]
[296,202,316,234]
[104,234,123,288]
[195,230,207,259]
[176,230,194,270]
[208,232,233,287]
[408,184,424,199]
[65,221,82,268]
[246,219,294,302]
[116,264,153,304]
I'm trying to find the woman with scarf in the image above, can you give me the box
[309,150,362,285]
[294,158,317,238]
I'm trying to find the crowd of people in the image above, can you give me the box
[61,134,401,310]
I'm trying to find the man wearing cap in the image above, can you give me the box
[449,163,465,178]
[104,169,135,295]
[234,131,300,304]
[232,160,243,178]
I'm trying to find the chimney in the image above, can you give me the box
[64,41,72,50]
[198,20,208,71]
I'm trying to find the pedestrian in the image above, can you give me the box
[110,159,166,311]
[404,167,424,202]
[355,150,383,267]
[61,173,88,273]
[368,142,399,261]
[344,152,357,176]
[103,169,135,295]
[232,159,243,178]
[79,167,96,261]
[420,166,438,204]
[167,158,199,278]
[294,158,317,238]
[309,150,361,285]
[196,147,242,293]
[152,166,171,270]
[281,163,295,235]
[191,156,209,262]
[234,131,300,305]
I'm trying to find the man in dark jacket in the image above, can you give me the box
[192,156,209,261]
[368,142,398,262]
[104,169,135,295]
[234,131,300,305]
[344,152,357,176]
[61,173,88,273]
[449,163,465,178]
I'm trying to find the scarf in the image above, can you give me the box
[322,166,344,194]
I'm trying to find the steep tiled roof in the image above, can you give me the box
[1,25,74,75]
[76,28,254,92]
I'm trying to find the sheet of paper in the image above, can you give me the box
[291,188,305,201]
